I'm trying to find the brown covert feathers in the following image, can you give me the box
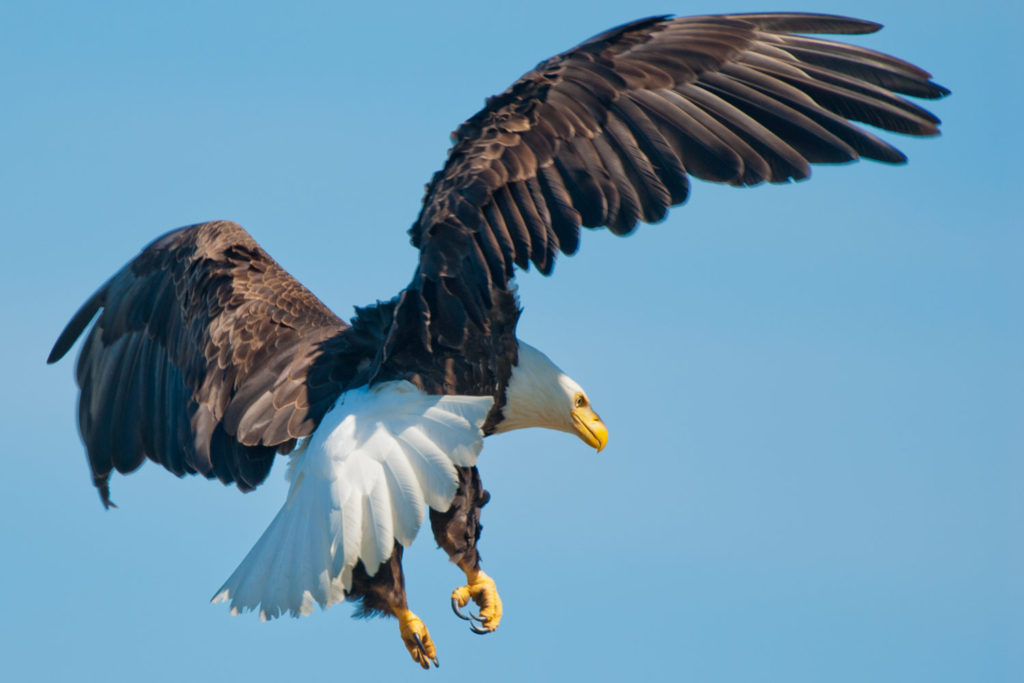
[48,222,357,506]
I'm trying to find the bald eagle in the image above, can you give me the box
[48,12,946,669]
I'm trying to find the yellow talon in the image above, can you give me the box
[396,608,439,669]
[450,569,503,633]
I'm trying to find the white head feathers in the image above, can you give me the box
[493,341,587,435]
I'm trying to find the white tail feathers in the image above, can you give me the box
[211,381,493,620]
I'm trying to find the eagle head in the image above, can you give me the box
[493,342,608,451]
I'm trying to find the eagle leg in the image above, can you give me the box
[349,544,439,669]
[430,465,503,634]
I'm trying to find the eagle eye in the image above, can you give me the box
[574,394,586,409]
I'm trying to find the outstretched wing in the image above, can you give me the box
[48,220,357,506]
[400,13,948,352]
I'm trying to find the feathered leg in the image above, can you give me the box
[350,544,439,669]
[430,465,503,634]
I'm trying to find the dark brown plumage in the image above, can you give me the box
[47,12,947,664]
[48,222,351,505]
[400,12,947,364]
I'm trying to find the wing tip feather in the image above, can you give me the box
[48,285,107,364]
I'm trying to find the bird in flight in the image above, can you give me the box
[48,12,946,669]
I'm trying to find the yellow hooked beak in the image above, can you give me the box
[571,404,608,452]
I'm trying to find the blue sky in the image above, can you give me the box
[2,1,1021,681]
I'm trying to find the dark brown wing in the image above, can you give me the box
[48,220,366,506]
[399,13,948,353]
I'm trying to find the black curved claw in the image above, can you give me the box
[470,622,493,635]
[451,596,472,621]
[412,632,437,668]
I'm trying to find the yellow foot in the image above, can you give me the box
[450,569,503,634]
[396,608,439,669]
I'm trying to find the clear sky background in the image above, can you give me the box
[2,1,1020,681]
